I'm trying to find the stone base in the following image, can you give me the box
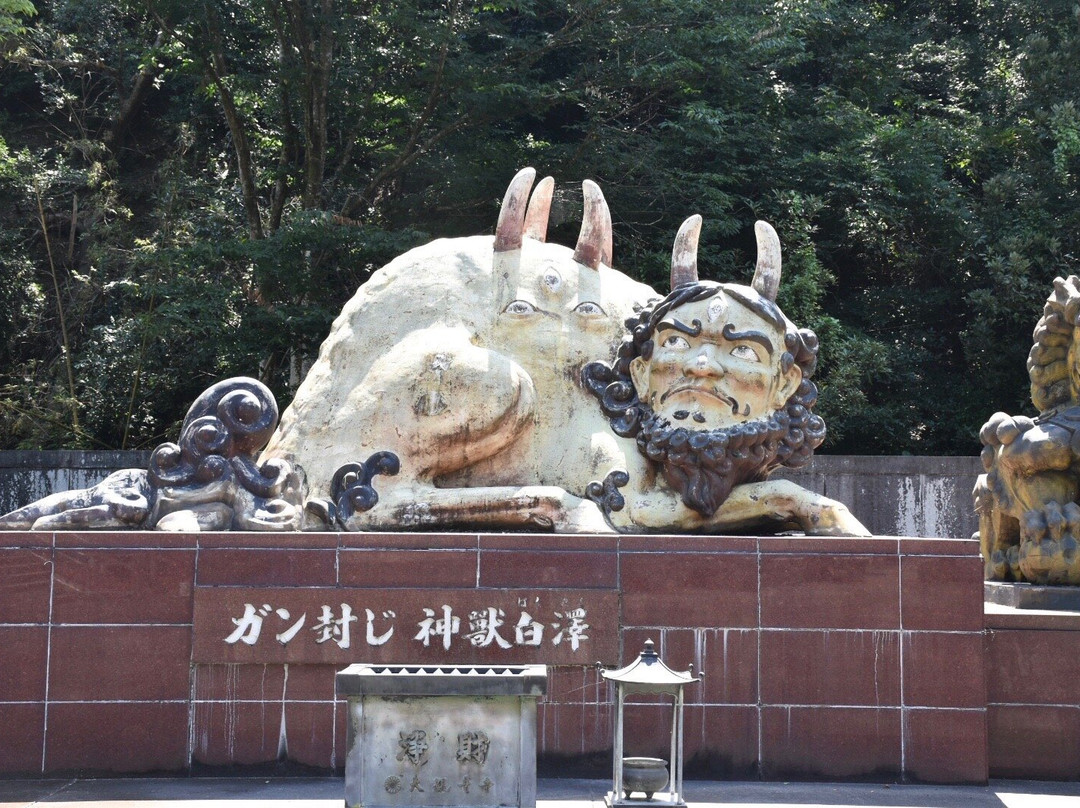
[0,529,991,782]
[337,665,545,808]
[985,599,1080,779]
[984,580,1080,611]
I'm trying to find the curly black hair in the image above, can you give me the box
[583,280,825,473]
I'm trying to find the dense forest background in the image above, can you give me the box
[1,0,1078,454]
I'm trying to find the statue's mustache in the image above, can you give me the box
[659,383,749,417]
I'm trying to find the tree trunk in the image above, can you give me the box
[303,0,332,210]
[282,0,334,210]
[268,3,299,232]
[204,8,263,240]
[105,30,169,151]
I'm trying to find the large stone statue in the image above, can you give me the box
[261,168,654,532]
[264,169,867,535]
[976,275,1080,584]
[1,168,868,536]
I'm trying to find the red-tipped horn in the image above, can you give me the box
[494,167,537,252]
[670,215,702,290]
[572,180,612,270]
[523,176,554,242]
[752,220,781,301]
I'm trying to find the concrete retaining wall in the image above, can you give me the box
[780,455,981,540]
[0,451,982,539]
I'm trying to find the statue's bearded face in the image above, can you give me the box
[583,280,825,518]
[628,292,801,431]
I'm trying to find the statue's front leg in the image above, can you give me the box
[712,479,871,537]
[1017,501,1080,585]
[345,484,616,534]
[978,413,1079,579]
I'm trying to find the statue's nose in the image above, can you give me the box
[685,347,724,378]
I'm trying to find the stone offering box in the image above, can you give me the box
[336,664,546,808]
[1,529,1078,782]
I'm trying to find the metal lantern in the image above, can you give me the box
[599,639,700,808]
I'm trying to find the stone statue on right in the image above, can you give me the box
[976,275,1080,584]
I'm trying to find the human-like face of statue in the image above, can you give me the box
[629,291,801,431]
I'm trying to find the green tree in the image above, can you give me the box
[3,0,1080,456]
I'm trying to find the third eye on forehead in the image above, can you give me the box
[541,269,562,292]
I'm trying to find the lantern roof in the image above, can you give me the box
[600,639,699,693]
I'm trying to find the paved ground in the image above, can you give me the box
[0,777,1077,808]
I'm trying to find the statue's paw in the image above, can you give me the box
[807,500,872,537]
[155,503,233,532]
[31,503,128,530]
[1018,502,1080,584]
[1021,500,1080,541]
[980,412,1036,453]
[0,469,152,530]
[559,499,616,534]
[988,546,1012,581]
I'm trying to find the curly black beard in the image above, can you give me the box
[637,408,789,517]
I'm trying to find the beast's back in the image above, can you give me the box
[261,169,655,526]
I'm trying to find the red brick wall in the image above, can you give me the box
[985,606,1080,779]
[0,530,988,782]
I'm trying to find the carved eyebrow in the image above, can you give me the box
[722,323,774,355]
[656,318,702,337]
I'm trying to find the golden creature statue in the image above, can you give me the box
[976,275,1080,584]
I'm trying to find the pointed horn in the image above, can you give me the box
[523,176,554,242]
[494,167,537,252]
[670,215,702,290]
[572,180,612,270]
[752,220,781,301]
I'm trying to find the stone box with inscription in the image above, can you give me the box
[337,664,547,808]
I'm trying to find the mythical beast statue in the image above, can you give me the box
[263,169,867,535]
[260,168,654,532]
[582,215,866,535]
[2,168,868,536]
[976,275,1080,584]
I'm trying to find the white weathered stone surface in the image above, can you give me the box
[261,175,656,532]
[261,170,867,535]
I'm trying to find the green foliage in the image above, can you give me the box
[2,0,1079,454]
[0,0,35,39]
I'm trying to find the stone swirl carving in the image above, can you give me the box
[305,452,401,529]
[585,470,630,518]
[0,377,303,531]
[149,378,289,494]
